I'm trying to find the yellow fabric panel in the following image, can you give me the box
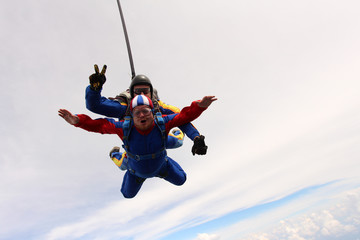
[169,129,184,141]
[111,152,127,167]
[158,100,180,113]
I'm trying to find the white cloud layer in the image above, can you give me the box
[195,233,221,240]
[223,187,360,240]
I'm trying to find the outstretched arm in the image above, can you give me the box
[197,96,217,108]
[158,100,200,140]
[58,109,79,125]
[165,96,217,131]
[159,97,217,140]
[58,109,124,137]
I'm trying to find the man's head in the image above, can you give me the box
[130,75,153,99]
[130,95,154,131]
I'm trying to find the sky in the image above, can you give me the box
[1,0,360,239]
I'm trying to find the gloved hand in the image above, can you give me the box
[191,135,208,155]
[89,64,107,91]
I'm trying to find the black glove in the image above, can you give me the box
[89,64,107,91]
[191,135,208,155]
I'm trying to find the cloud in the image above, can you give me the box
[195,233,221,240]
[242,188,360,240]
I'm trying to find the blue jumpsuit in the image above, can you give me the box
[75,101,206,198]
[85,86,201,140]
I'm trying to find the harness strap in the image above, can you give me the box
[154,112,166,145]
[121,112,167,162]
[122,116,132,150]
[125,148,167,161]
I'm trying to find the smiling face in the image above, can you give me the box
[132,105,154,131]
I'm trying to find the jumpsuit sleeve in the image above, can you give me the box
[85,85,128,118]
[74,114,124,139]
[164,101,206,134]
[178,123,200,140]
[158,100,200,140]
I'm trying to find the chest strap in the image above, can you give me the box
[121,112,167,162]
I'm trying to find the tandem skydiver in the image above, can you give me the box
[59,95,217,198]
[85,65,209,169]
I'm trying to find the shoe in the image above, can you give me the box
[109,146,120,158]
[169,128,184,141]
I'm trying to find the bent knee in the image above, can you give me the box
[121,189,137,199]
[174,174,187,186]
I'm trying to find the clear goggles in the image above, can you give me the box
[133,88,150,95]
[133,108,152,117]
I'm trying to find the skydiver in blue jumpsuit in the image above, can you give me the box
[59,95,217,198]
[85,65,209,169]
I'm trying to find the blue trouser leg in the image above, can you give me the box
[121,171,146,198]
[111,151,128,170]
[166,130,184,149]
[166,135,183,149]
[158,157,187,186]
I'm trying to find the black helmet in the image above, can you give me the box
[129,74,153,98]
